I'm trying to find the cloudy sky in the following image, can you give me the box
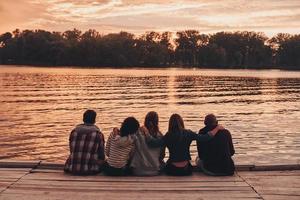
[0,0,299,36]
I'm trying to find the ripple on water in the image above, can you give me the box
[0,66,300,164]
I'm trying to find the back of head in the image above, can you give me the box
[120,117,140,137]
[204,114,218,127]
[144,111,159,137]
[83,109,97,124]
[168,113,185,134]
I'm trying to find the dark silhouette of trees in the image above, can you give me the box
[206,31,272,68]
[0,29,299,69]
[136,31,173,66]
[269,33,300,68]
[175,30,209,66]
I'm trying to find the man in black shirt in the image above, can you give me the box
[196,114,235,175]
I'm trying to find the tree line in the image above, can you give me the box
[0,29,299,69]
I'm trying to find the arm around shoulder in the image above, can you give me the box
[145,134,164,147]
[117,135,136,147]
[186,129,212,142]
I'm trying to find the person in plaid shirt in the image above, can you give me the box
[64,110,105,175]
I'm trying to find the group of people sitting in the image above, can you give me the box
[64,110,235,176]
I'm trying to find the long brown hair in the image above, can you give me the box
[144,111,160,137]
[168,113,185,134]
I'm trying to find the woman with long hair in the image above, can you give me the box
[163,113,222,176]
[130,111,165,176]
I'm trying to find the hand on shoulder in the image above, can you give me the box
[209,125,225,136]
[216,125,224,131]
[112,127,120,136]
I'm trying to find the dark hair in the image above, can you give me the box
[83,109,97,124]
[120,117,140,137]
[204,114,218,127]
[144,111,160,137]
[168,113,185,134]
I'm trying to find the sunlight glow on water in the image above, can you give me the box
[0,66,300,165]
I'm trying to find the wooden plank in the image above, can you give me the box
[242,177,300,186]
[195,164,300,171]
[252,164,300,171]
[0,171,29,179]
[0,160,40,168]
[9,184,253,192]
[235,164,255,171]
[0,181,14,186]
[22,177,243,183]
[0,180,15,193]
[14,179,249,187]
[2,188,259,196]
[0,168,30,193]
[0,169,30,174]
[24,172,243,182]
[239,170,300,198]
[0,191,261,200]
[251,187,300,196]
[0,168,32,179]
[0,168,32,172]
[262,195,300,200]
[238,170,300,177]
[0,178,18,182]
[30,169,63,173]
[4,189,258,196]
[37,162,64,170]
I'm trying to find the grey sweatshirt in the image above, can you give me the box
[130,130,163,176]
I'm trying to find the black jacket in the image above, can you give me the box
[164,129,212,162]
[197,126,235,175]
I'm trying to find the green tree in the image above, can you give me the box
[175,30,208,66]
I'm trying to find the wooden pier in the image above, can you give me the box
[0,161,299,200]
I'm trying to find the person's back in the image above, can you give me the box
[130,112,164,176]
[197,114,235,175]
[64,110,105,175]
[104,117,140,176]
[130,129,163,176]
[105,130,135,169]
[164,129,196,163]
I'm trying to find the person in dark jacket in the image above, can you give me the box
[196,114,235,176]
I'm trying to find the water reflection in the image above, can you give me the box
[0,66,299,165]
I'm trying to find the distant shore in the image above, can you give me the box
[1,64,299,71]
[1,29,299,71]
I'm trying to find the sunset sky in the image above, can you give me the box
[0,0,300,36]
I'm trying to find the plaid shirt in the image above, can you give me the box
[64,123,105,175]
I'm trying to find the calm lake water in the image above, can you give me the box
[0,66,300,165]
